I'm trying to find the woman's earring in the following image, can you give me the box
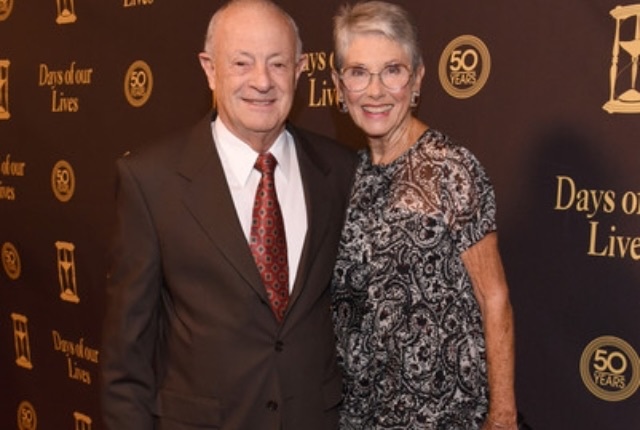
[410,91,420,108]
[338,99,349,113]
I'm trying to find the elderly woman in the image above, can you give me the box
[330,2,517,429]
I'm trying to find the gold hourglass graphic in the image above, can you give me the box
[11,313,33,369]
[55,0,77,24]
[0,60,9,120]
[74,412,92,430]
[56,241,80,303]
[603,4,640,113]
[0,0,14,21]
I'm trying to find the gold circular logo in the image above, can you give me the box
[124,60,153,107]
[17,401,37,430]
[2,242,20,280]
[438,35,491,99]
[580,335,640,401]
[0,0,14,22]
[51,160,75,202]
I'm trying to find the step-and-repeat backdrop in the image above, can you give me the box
[1,1,639,429]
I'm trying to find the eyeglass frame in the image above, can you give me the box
[337,63,414,92]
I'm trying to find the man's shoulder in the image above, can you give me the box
[288,124,355,158]
[119,113,213,168]
[290,125,338,145]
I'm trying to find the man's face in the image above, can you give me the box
[200,3,302,150]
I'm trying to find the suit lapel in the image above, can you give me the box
[177,114,266,301]
[174,117,336,321]
[287,127,334,309]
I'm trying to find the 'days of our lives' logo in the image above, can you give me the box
[438,35,491,99]
[124,60,153,107]
[580,335,640,401]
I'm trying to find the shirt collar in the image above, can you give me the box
[213,118,292,186]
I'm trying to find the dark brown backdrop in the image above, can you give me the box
[1,1,639,429]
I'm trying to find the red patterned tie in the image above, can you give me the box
[249,152,289,322]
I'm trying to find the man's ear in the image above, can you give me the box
[198,52,216,91]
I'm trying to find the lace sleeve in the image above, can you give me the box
[441,143,497,254]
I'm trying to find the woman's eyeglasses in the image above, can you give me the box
[339,64,412,92]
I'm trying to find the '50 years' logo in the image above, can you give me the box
[124,60,153,108]
[17,401,36,430]
[580,335,640,401]
[438,35,491,99]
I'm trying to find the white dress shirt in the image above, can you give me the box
[212,118,308,292]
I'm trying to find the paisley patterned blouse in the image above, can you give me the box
[331,129,496,429]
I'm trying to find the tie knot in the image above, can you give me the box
[255,152,277,175]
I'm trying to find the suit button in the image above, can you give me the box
[266,400,278,411]
[275,341,283,352]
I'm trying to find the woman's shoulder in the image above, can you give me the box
[418,129,490,179]
[420,128,469,155]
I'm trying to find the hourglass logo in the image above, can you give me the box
[0,0,14,21]
[603,4,640,113]
[438,35,491,99]
[0,60,10,120]
[73,412,92,430]
[55,241,80,303]
[55,0,77,24]
[124,60,153,107]
[11,313,33,369]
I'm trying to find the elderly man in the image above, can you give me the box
[100,1,356,429]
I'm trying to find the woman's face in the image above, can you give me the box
[334,33,424,142]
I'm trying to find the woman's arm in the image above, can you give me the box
[462,232,518,430]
